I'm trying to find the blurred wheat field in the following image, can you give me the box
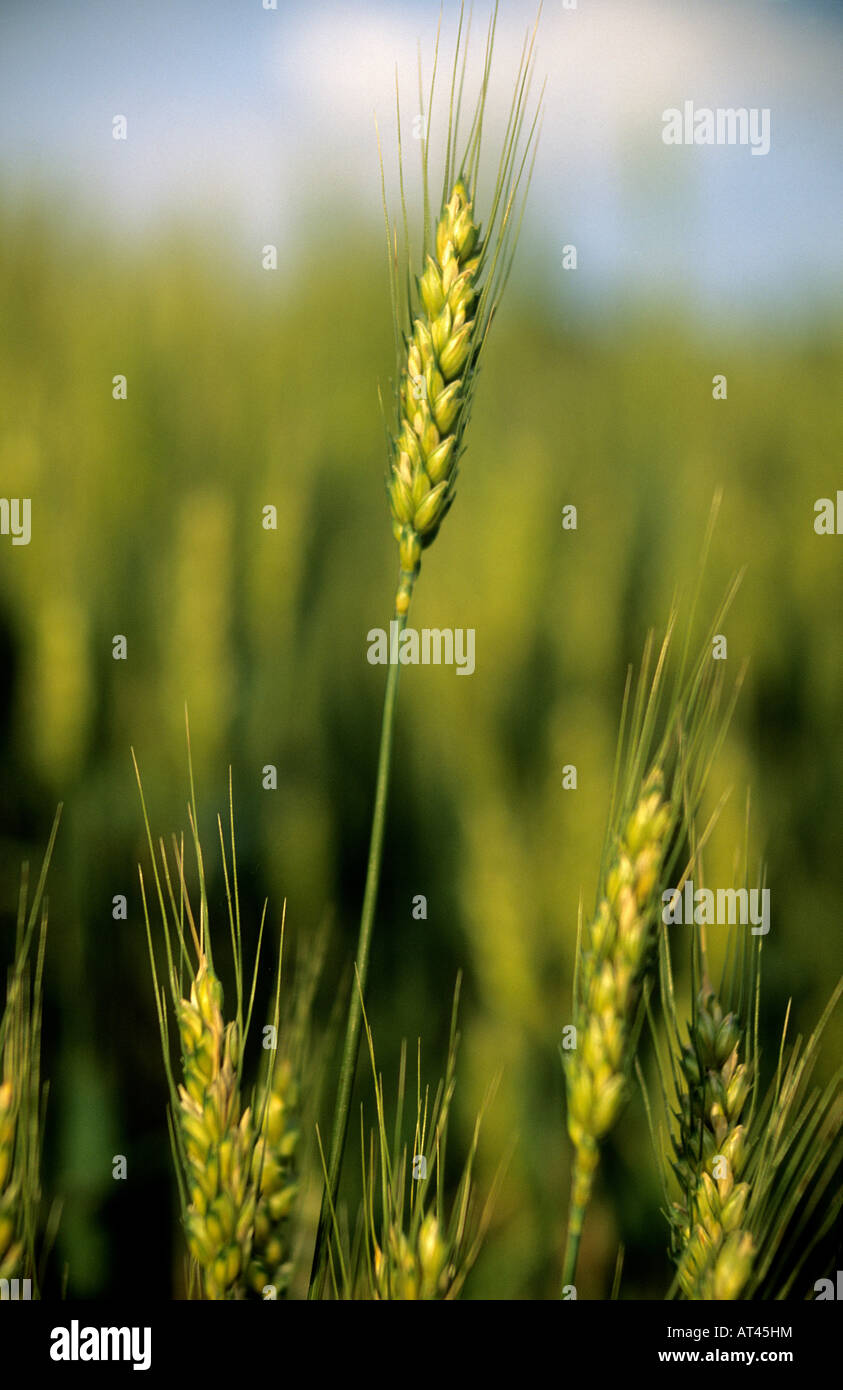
[0,202,841,1297]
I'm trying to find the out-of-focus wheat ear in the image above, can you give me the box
[0,805,61,1294]
[0,1076,21,1282]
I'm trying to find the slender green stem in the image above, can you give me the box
[562,1196,585,1291]
[309,580,415,1296]
[561,1150,596,1295]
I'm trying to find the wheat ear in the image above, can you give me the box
[0,809,60,1293]
[388,182,480,615]
[562,771,671,1285]
[135,729,284,1300]
[671,982,754,1299]
[177,958,256,1299]
[0,1076,21,1281]
[310,4,542,1294]
[0,978,25,1283]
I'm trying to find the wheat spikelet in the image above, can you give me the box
[671,982,754,1299]
[177,958,256,1299]
[247,1055,300,1298]
[388,182,481,614]
[563,771,671,1251]
[373,1210,449,1300]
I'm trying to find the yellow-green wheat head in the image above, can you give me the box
[177,959,257,1300]
[382,4,543,615]
[564,771,671,1206]
[388,182,481,612]
[136,749,293,1301]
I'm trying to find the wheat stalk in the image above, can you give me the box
[310,2,542,1294]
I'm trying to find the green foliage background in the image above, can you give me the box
[0,203,841,1297]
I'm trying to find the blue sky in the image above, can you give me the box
[1,0,840,325]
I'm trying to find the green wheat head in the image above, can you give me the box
[561,522,749,1289]
[320,977,499,1300]
[670,978,755,1299]
[381,1,543,614]
[564,772,672,1224]
[649,838,843,1300]
[176,960,257,1298]
[134,725,289,1300]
